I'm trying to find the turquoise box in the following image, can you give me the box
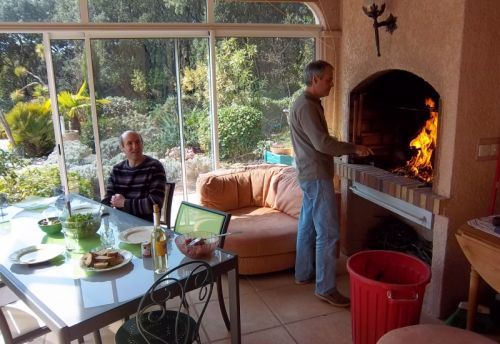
[264,151,294,166]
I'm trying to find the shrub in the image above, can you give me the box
[0,164,92,203]
[259,96,294,138]
[99,136,121,161]
[4,101,55,157]
[162,157,182,183]
[45,140,93,166]
[80,96,149,149]
[199,104,263,161]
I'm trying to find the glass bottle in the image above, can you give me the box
[151,204,167,274]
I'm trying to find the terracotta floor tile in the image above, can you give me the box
[286,310,352,344]
[197,291,280,342]
[246,269,296,291]
[219,274,257,297]
[211,326,296,344]
[259,283,344,324]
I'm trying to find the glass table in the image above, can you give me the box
[0,195,241,343]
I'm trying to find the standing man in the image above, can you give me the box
[102,130,166,221]
[289,60,373,307]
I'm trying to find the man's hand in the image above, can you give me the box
[110,194,126,208]
[354,145,374,157]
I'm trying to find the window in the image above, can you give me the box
[88,0,206,23]
[0,0,79,22]
[215,1,314,24]
[0,1,321,205]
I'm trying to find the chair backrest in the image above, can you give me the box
[0,284,50,344]
[136,260,213,344]
[174,201,231,248]
[162,182,175,228]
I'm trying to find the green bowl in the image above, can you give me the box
[38,217,63,235]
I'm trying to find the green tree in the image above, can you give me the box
[182,38,260,108]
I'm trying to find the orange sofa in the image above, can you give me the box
[196,164,302,275]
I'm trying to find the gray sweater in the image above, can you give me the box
[289,91,356,180]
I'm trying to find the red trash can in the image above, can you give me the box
[347,250,431,344]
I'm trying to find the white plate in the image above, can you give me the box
[118,226,152,244]
[9,244,65,264]
[81,250,133,272]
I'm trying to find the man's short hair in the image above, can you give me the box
[304,60,333,86]
[119,130,143,147]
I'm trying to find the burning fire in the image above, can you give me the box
[405,98,438,183]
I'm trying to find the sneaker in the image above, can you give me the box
[294,277,314,285]
[315,290,350,308]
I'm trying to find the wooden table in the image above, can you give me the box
[0,195,241,343]
[455,222,500,331]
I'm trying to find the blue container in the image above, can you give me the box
[264,151,294,166]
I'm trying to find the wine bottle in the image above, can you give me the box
[151,204,167,274]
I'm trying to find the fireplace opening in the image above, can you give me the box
[349,69,440,184]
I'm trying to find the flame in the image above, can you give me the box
[406,98,438,182]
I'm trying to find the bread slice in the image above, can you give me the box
[93,262,109,269]
[83,253,94,267]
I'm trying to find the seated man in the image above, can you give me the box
[102,130,166,221]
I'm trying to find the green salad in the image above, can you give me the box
[63,212,99,234]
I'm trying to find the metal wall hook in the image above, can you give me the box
[362,2,398,57]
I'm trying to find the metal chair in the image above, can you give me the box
[173,202,232,331]
[161,182,176,228]
[115,260,214,344]
[0,282,50,344]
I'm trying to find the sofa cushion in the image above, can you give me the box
[224,206,297,257]
[196,164,288,211]
[272,167,302,218]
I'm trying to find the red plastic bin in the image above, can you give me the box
[347,250,431,344]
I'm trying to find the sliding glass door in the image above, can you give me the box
[46,36,212,205]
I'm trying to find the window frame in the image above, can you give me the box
[0,0,324,199]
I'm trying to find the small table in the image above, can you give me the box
[455,222,500,331]
[0,195,241,343]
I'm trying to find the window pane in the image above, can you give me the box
[215,1,315,24]
[90,38,211,203]
[88,0,206,23]
[0,0,79,22]
[215,37,314,166]
[51,39,100,200]
[0,33,60,203]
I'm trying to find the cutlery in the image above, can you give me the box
[187,231,242,246]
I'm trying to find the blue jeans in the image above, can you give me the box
[295,178,339,295]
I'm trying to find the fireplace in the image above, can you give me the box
[336,70,446,232]
[336,70,450,316]
[331,0,500,321]
[348,69,439,184]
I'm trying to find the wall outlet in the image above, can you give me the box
[491,143,499,156]
[477,137,500,161]
[478,144,491,157]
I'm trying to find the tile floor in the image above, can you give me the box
[2,256,498,344]
[1,260,354,344]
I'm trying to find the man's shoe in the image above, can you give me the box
[315,290,350,307]
[294,277,314,285]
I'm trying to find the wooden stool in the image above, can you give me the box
[377,324,497,344]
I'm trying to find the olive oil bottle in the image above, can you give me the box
[151,204,167,274]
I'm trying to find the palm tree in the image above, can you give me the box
[57,81,110,133]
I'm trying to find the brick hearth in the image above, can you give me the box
[335,159,447,215]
